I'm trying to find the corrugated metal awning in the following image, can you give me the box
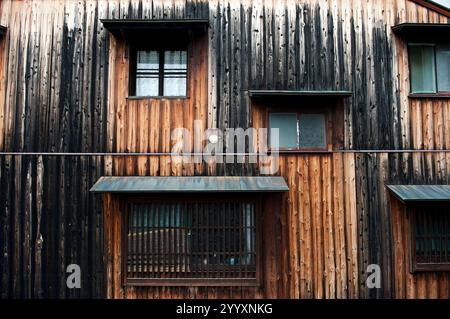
[386,185,450,203]
[90,176,289,193]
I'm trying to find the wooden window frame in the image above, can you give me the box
[407,203,450,273]
[408,43,450,97]
[129,36,189,99]
[121,194,263,287]
[266,105,333,153]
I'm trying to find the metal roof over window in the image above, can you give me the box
[90,176,289,193]
[386,185,450,203]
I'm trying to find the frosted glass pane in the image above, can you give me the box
[163,50,187,96]
[136,77,159,96]
[437,45,450,92]
[298,114,326,148]
[409,45,436,93]
[136,51,159,96]
[269,113,298,148]
[163,77,187,96]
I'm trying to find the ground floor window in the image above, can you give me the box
[410,203,450,272]
[125,196,260,286]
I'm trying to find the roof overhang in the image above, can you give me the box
[248,90,352,98]
[90,176,289,193]
[101,19,209,37]
[392,23,450,42]
[386,185,450,203]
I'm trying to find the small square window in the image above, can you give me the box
[269,112,327,150]
[408,43,450,94]
[132,48,187,97]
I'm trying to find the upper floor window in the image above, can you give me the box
[131,47,188,97]
[409,43,450,94]
[269,112,326,150]
[249,92,347,152]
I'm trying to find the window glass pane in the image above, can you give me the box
[436,45,450,92]
[136,51,159,96]
[163,50,187,96]
[409,45,436,93]
[269,113,298,148]
[298,113,326,148]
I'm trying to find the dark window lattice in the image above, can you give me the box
[412,206,450,269]
[126,199,258,281]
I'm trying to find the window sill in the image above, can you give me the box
[408,93,450,98]
[125,278,260,287]
[127,95,189,100]
[411,262,450,272]
[269,149,332,154]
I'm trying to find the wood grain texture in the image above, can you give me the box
[0,0,449,299]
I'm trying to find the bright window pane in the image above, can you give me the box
[436,45,450,92]
[136,51,159,96]
[298,114,326,148]
[269,113,298,148]
[163,50,187,96]
[409,45,436,93]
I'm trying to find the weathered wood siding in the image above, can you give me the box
[0,0,449,298]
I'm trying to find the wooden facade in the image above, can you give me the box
[0,0,449,299]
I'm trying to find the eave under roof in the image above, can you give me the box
[248,90,352,98]
[392,23,450,42]
[101,19,209,36]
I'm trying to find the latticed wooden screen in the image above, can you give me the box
[412,205,450,271]
[125,198,259,285]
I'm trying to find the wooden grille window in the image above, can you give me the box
[125,197,259,286]
[410,203,450,272]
